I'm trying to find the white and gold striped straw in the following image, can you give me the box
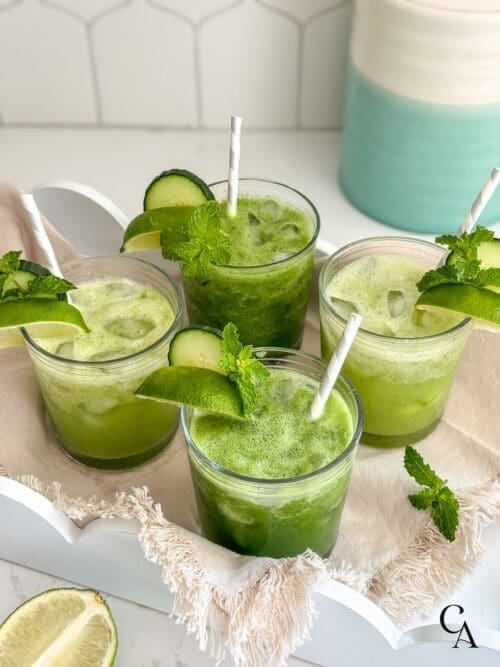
[457,167,500,237]
[227,115,242,218]
[310,312,363,421]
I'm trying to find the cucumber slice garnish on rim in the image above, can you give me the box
[120,206,195,253]
[144,169,214,211]
[168,326,226,374]
[135,366,244,418]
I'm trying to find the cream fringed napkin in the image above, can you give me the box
[0,183,499,666]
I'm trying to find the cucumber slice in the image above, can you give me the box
[3,260,69,301]
[3,260,53,296]
[168,326,225,375]
[144,169,214,211]
[447,238,500,293]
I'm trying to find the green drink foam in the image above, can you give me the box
[191,368,353,479]
[35,278,174,361]
[222,196,314,267]
[326,254,462,337]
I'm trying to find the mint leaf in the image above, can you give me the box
[475,268,500,289]
[404,445,443,489]
[27,275,76,297]
[220,321,244,359]
[416,265,459,292]
[160,201,230,283]
[436,225,494,262]
[404,446,459,542]
[417,226,498,293]
[431,487,460,542]
[408,488,436,510]
[218,322,270,415]
[0,250,22,275]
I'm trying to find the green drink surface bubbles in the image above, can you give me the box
[222,196,314,267]
[35,278,174,360]
[191,368,353,479]
[326,254,462,337]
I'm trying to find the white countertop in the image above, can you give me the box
[0,128,498,667]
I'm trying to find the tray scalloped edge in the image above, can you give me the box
[0,181,498,656]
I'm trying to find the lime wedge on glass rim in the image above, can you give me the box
[120,206,194,253]
[0,298,89,348]
[0,588,117,666]
[135,366,244,418]
[416,284,500,332]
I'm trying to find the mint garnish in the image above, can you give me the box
[417,225,500,292]
[0,250,76,303]
[0,250,22,275]
[218,322,270,416]
[404,446,459,542]
[160,201,230,283]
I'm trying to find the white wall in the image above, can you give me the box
[0,0,353,129]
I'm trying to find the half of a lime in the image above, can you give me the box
[0,588,117,666]
[120,206,194,252]
[135,365,244,417]
[416,284,500,332]
[0,298,89,348]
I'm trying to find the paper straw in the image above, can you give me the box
[227,115,242,218]
[21,194,73,304]
[310,312,363,421]
[22,194,63,277]
[457,167,500,237]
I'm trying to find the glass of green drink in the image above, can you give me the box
[319,237,472,447]
[24,256,183,469]
[182,179,320,348]
[182,349,362,558]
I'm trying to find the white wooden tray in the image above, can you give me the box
[0,182,498,665]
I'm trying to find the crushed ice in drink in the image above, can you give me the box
[281,222,300,239]
[104,281,137,298]
[248,213,261,226]
[105,316,155,340]
[55,342,74,359]
[260,198,281,220]
[387,290,407,317]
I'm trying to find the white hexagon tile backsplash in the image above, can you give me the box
[0,0,353,128]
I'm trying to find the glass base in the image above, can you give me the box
[57,418,179,470]
[361,418,440,448]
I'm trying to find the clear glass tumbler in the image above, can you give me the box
[182,179,320,348]
[319,237,472,447]
[24,256,183,469]
[182,348,362,558]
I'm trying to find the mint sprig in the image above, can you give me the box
[404,446,459,542]
[160,201,230,283]
[417,225,498,292]
[218,323,270,416]
[0,250,76,303]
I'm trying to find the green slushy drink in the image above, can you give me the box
[320,238,471,447]
[182,349,362,558]
[25,257,182,469]
[183,180,319,347]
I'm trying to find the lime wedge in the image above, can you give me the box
[135,366,244,417]
[416,284,500,331]
[0,588,117,666]
[120,206,194,252]
[0,298,89,349]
